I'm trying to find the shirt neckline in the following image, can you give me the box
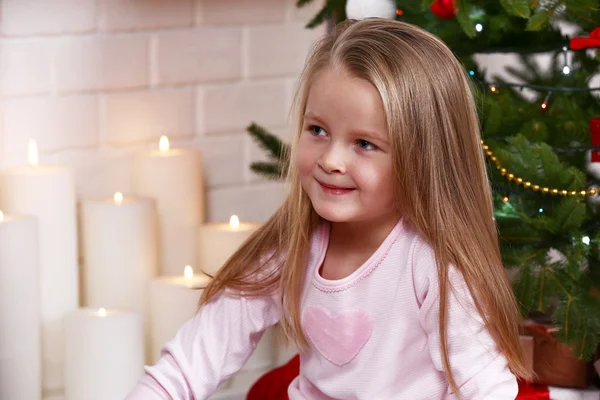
[312,218,404,293]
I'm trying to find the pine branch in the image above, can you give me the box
[250,161,285,180]
[246,123,289,161]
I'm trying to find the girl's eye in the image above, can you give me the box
[310,125,326,136]
[357,139,377,151]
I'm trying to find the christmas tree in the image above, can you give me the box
[247,0,600,361]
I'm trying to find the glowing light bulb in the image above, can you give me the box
[538,208,544,213]
[98,308,107,317]
[28,139,39,167]
[0,210,4,221]
[490,85,497,92]
[475,23,483,32]
[562,66,570,74]
[541,102,547,109]
[502,196,509,203]
[582,236,590,245]
[113,192,123,205]
[159,135,170,152]
[229,215,240,229]
[184,265,194,279]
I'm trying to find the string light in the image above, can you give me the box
[562,46,570,75]
[502,196,510,203]
[540,91,551,109]
[475,23,483,32]
[490,85,497,92]
[481,140,598,197]
[582,236,590,245]
[396,9,403,16]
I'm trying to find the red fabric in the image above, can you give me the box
[570,27,600,50]
[246,355,300,400]
[246,355,550,400]
[430,0,457,19]
[517,379,550,400]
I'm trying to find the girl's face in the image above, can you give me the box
[297,67,396,225]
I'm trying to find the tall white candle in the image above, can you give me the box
[0,212,41,400]
[0,140,78,394]
[132,136,204,275]
[64,308,144,400]
[149,266,210,364]
[197,215,261,277]
[80,192,158,360]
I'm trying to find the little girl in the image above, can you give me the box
[127,19,531,399]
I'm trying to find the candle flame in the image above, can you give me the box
[159,135,170,152]
[98,307,107,317]
[0,210,4,222]
[28,139,39,167]
[114,192,124,205]
[229,215,240,229]
[184,265,194,279]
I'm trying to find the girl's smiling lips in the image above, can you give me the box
[316,179,356,194]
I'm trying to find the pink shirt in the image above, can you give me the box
[127,219,518,399]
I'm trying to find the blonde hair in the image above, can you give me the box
[200,18,532,394]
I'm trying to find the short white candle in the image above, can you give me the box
[132,136,204,275]
[64,307,144,400]
[197,215,261,277]
[149,266,210,363]
[0,139,78,394]
[0,212,41,400]
[80,192,158,360]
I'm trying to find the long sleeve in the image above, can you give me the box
[413,243,518,400]
[126,292,281,400]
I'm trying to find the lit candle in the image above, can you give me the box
[80,192,158,361]
[0,212,41,400]
[0,139,78,394]
[197,215,261,277]
[132,136,205,275]
[64,307,144,400]
[148,266,210,363]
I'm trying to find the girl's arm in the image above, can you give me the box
[125,292,280,400]
[413,243,518,399]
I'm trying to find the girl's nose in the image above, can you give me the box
[318,144,346,174]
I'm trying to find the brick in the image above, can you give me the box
[1,94,99,165]
[0,0,96,36]
[247,22,324,78]
[0,39,51,96]
[155,28,241,85]
[46,148,137,199]
[198,0,285,25]
[53,35,148,92]
[196,134,245,188]
[99,0,193,32]
[288,0,326,22]
[104,88,194,145]
[206,182,285,223]
[202,81,288,134]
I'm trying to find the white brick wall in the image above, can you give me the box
[0,0,326,222]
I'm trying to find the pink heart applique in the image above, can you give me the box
[302,306,373,366]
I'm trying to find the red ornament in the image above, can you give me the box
[430,0,457,19]
[570,27,600,50]
[592,117,600,163]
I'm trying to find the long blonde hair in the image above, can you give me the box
[200,18,532,393]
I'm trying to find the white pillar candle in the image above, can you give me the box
[132,136,204,275]
[149,266,210,364]
[65,307,144,400]
[0,212,41,400]
[0,140,78,394]
[197,215,261,277]
[80,193,158,360]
